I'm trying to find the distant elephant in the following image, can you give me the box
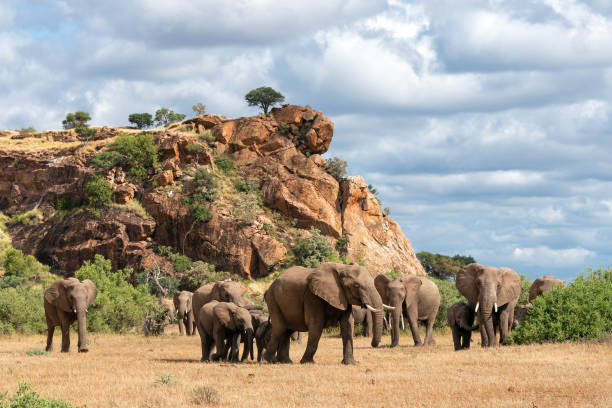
[264,263,392,365]
[44,278,97,353]
[447,301,476,350]
[529,275,564,302]
[192,280,258,327]
[456,263,522,347]
[158,298,175,324]
[351,305,373,337]
[513,304,533,329]
[374,274,440,347]
[255,320,272,362]
[173,291,195,336]
[196,301,254,362]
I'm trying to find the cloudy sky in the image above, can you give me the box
[2,0,611,280]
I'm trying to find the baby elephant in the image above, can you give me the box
[197,301,254,362]
[255,320,272,362]
[447,301,476,351]
[513,304,533,329]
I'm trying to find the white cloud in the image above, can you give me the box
[512,246,595,266]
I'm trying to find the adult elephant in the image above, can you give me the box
[173,291,195,336]
[456,263,521,347]
[196,300,254,362]
[374,274,440,347]
[158,298,175,324]
[192,280,257,327]
[44,278,97,353]
[263,263,392,365]
[529,275,564,302]
[351,305,372,337]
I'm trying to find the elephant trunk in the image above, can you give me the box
[76,309,88,352]
[247,328,254,361]
[390,302,402,348]
[479,291,497,347]
[186,311,194,336]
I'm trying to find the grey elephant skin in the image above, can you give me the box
[512,304,533,329]
[456,263,522,347]
[192,280,256,328]
[263,262,386,365]
[196,301,254,362]
[44,278,97,353]
[447,301,476,350]
[351,305,373,337]
[158,298,175,324]
[173,290,196,335]
[374,274,440,347]
[529,275,564,302]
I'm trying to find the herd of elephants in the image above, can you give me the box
[42,262,563,364]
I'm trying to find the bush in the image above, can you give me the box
[293,228,338,268]
[91,151,124,171]
[0,287,46,334]
[214,156,234,175]
[128,113,153,129]
[75,127,97,140]
[18,127,36,134]
[85,175,113,208]
[325,157,347,182]
[192,167,218,201]
[508,269,612,344]
[0,382,77,408]
[75,255,154,333]
[430,277,467,329]
[62,111,91,129]
[517,273,532,306]
[179,261,229,292]
[135,269,179,297]
[109,132,159,180]
[143,303,170,336]
[56,196,82,212]
[233,192,261,227]
[153,246,193,274]
[154,108,185,127]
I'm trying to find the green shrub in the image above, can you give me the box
[154,246,176,258]
[325,157,347,182]
[430,277,467,329]
[75,127,97,140]
[192,167,218,201]
[293,228,338,268]
[278,122,299,136]
[0,382,77,408]
[233,192,261,227]
[108,132,159,181]
[143,302,170,336]
[336,236,348,251]
[74,255,154,333]
[234,178,259,194]
[3,247,50,281]
[179,261,229,292]
[517,273,532,306]
[136,269,179,297]
[0,287,46,334]
[56,196,82,211]
[508,269,612,344]
[85,175,113,208]
[62,111,91,129]
[214,156,234,175]
[385,269,402,280]
[153,246,194,274]
[18,127,36,134]
[189,202,212,222]
[91,151,124,170]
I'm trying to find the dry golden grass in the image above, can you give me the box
[1,329,610,407]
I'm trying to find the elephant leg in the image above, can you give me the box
[212,326,226,361]
[462,329,472,349]
[499,311,510,345]
[263,302,288,363]
[407,308,422,346]
[230,332,240,362]
[277,332,292,363]
[60,323,71,352]
[479,322,488,348]
[451,326,462,351]
[46,325,55,352]
[300,321,324,364]
[424,318,436,346]
[340,312,357,365]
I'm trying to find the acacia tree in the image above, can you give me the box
[128,113,153,129]
[154,108,185,127]
[244,87,285,115]
[62,111,91,129]
[192,102,206,115]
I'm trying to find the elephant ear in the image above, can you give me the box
[186,293,193,313]
[173,292,180,310]
[456,263,480,305]
[214,303,237,330]
[497,268,521,305]
[458,304,474,331]
[307,263,348,311]
[45,279,76,312]
[400,276,422,298]
[82,279,97,307]
[374,274,391,304]
[528,278,542,302]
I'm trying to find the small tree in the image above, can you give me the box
[325,157,347,182]
[62,111,91,129]
[154,108,186,127]
[192,102,206,116]
[245,87,285,115]
[128,113,153,129]
[86,175,113,208]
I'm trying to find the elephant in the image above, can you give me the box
[192,280,258,327]
[529,275,564,302]
[456,263,522,347]
[447,301,476,350]
[255,320,272,362]
[196,300,254,362]
[374,274,440,347]
[158,298,175,324]
[513,304,533,329]
[44,278,97,353]
[351,305,372,337]
[263,262,392,365]
[173,290,196,335]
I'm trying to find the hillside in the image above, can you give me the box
[0,105,424,279]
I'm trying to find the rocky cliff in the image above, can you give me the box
[0,105,424,279]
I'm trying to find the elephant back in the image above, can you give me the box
[192,283,215,324]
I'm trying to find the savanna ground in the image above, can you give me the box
[1,327,610,408]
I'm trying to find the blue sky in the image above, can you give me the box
[1,0,611,281]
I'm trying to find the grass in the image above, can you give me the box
[0,329,610,407]
[110,200,151,219]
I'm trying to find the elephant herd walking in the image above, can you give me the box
[42,262,563,363]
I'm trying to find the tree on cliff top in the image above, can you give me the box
[245,87,285,115]
[154,108,185,127]
[128,113,153,129]
[62,111,91,129]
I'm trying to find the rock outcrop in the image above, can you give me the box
[0,104,424,278]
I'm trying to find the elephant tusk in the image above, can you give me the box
[494,303,498,313]
[475,302,479,313]
[382,304,395,310]
[365,304,381,313]
[401,316,405,331]
[73,309,77,314]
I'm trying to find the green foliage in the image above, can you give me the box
[154,246,193,274]
[214,155,234,175]
[336,236,348,252]
[325,157,348,183]
[416,251,476,280]
[233,191,261,227]
[91,151,124,171]
[143,302,170,336]
[154,108,185,126]
[234,178,259,194]
[367,184,378,196]
[197,129,215,144]
[192,102,206,115]
[108,132,159,181]
[193,167,218,201]
[85,175,113,208]
[18,127,36,134]
[154,373,176,386]
[385,269,402,280]
[128,113,153,129]
[278,122,299,136]
[509,269,612,344]
[75,255,154,333]
[184,197,212,222]
[0,382,77,408]
[25,348,48,356]
[75,127,97,140]
[245,86,285,115]
[517,274,532,306]
[179,261,230,292]
[135,269,179,297]
[0,286,46,334]
[56,196,82,212]
[62,111,91,129]
[293,227,338,268]
[186,143,205,154]
[430,277,467,329]
[10,209,43,226]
